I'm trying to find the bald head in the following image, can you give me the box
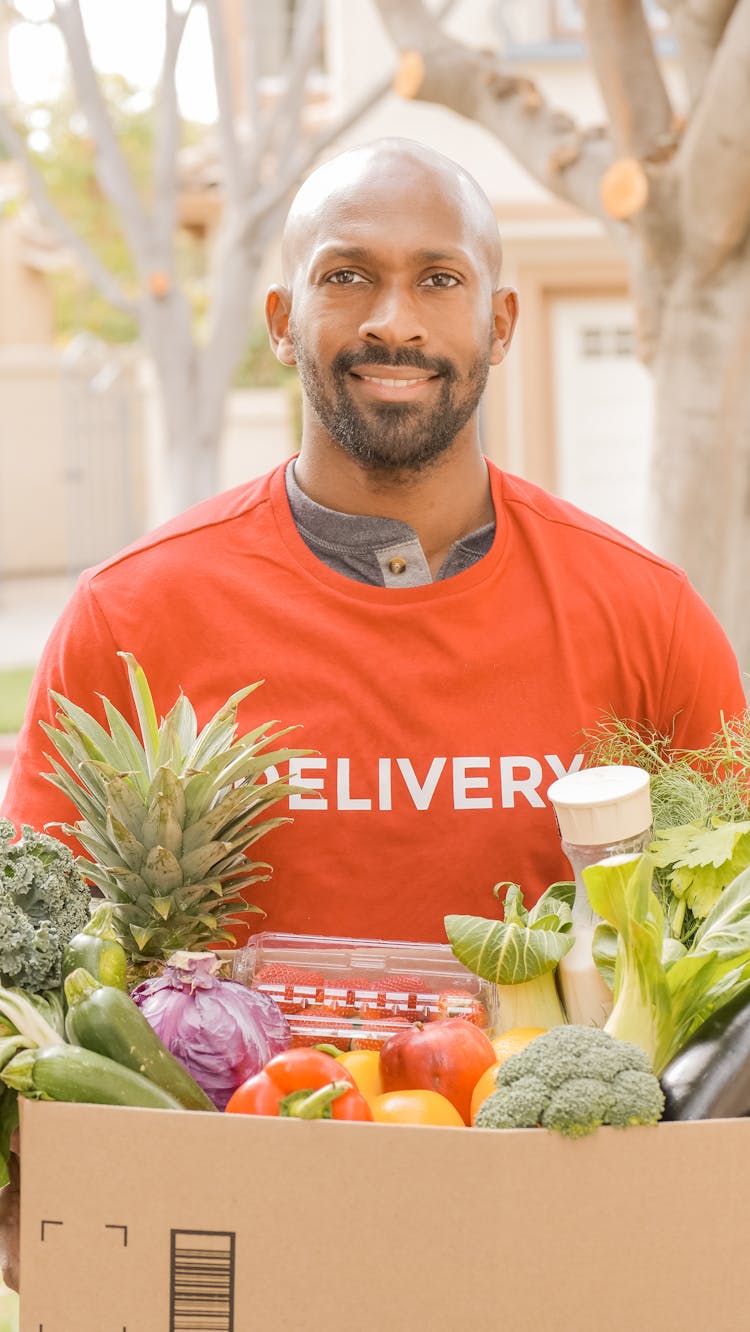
[281,138,503,290]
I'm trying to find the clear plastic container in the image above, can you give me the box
[547,766,652,1026]
[232,931,498,1050]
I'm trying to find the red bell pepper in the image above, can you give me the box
[225,1048,374,1120]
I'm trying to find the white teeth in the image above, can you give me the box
[360,375,428,388]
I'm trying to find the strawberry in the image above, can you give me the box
[381,973,429,994]
[348,1008,405,1051]
[254,964,326,990]
[289,1004,351,1051]
[427,990,488,1027]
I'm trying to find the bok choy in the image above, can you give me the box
[585,855,750,1075]
[445,881,574,1032]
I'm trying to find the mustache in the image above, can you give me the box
[332,346,455,379]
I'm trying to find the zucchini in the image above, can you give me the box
[1,1043,184,1109]
[660,989,750,1120]
[62,904,128,991]
[64,968,216,1112]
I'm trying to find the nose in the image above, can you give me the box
[357,281,427,347]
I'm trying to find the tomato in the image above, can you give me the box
[370,1089,464,1127]
[336,1050,383,1103]
[379,1018,496,1125]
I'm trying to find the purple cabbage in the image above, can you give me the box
[131,951,291,1110]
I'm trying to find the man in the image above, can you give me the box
[1,137,745,947]
[0,133,746,1298]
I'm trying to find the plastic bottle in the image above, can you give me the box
[546,765,652,1027]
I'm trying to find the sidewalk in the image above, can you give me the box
[0,574,73,799]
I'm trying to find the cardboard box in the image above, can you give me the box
[18,1099,750,1332]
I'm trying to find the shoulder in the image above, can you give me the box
[493,463,686,585]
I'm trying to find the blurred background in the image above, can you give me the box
[0,0,746,791]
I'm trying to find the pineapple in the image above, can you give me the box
[40,652,309,967]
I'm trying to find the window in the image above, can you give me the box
[580,325,635,359]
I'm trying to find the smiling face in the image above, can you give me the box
[267,142,517,475]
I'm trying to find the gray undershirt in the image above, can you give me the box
[285,460,495,589]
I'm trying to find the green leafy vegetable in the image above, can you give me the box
[584,711,750,944]
[445,881,575,1030]
[0,820,91,994]
[649,820,750,933]
[584,855,750,1075]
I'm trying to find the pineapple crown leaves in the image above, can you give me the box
[38,653,314,961]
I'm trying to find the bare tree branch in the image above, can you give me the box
[269,0,325,170]
[152,0,193,260]
[52,0,150,271]
[680,0,750,271]
[660,0,738,101]
[0,101,137,314]
[237,66,395,240]
[372,0,614,221]
[205,0,242,203]
[580,0,674,157]
[240,0,262,168]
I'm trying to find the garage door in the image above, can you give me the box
[550,296,654,547]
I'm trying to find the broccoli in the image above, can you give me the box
[474,1024,665,1138]
[0,819,90,995]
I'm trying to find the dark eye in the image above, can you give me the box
[423,272,460,288]
[327,269,366,285]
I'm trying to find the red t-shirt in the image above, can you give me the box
[2,460,745,944]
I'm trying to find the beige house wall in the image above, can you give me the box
[0,219,55,345]
[0,346,148,577]
[0,348,295,577]
[483,211,630,488]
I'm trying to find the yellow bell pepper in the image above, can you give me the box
[335,1050,383,1104]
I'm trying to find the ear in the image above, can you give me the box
[489,286,519,366]
[265,285,296,366]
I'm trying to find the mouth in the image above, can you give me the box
[348,368,440,402]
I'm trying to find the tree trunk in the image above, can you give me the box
[139,291,222,517]
[650,241,750,671]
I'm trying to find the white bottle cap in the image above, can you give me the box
[546,765,652,846]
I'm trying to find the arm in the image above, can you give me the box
[659,576,746,749]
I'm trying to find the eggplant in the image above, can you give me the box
[660,990,750,1120]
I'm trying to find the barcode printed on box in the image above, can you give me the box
[170,1229,235,1332]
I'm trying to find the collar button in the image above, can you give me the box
[388,557,407,575]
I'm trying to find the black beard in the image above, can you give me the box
[290,336,492,473]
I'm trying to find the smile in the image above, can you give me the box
[358,375,434,388]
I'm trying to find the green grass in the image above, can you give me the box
[0,668,34,733]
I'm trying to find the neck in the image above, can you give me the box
[294,432,494,575]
